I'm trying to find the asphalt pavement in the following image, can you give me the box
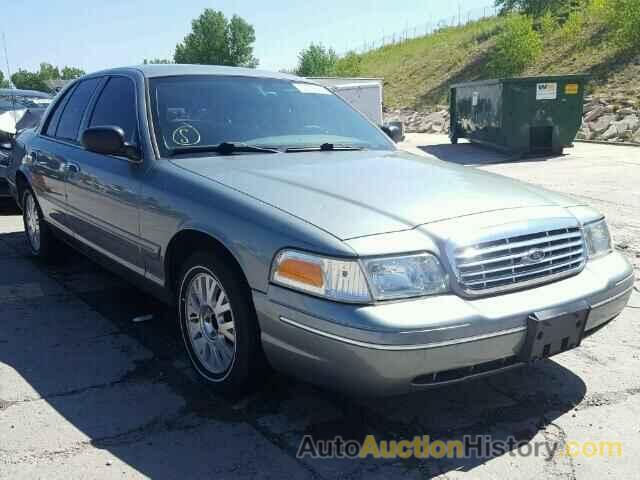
[1,137,639,479]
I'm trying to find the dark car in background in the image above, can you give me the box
[0,89,52,196]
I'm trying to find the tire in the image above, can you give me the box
[22,188,58,260]
[177,251,263,395]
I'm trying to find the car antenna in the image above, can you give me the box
[2,32,18,128]
[2,32,12,84]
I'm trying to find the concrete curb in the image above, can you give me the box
[575,139,640,148]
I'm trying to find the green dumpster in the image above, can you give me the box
[449,75,588,156]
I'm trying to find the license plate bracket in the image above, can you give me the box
[520,300,590,362]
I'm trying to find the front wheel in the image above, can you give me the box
[177,252,264,395]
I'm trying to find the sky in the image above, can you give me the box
[2,0,495,77]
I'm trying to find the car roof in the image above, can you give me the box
[0,88,52,98]
[88,64,304,82]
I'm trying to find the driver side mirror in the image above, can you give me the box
[381,122,404,143]
[81,126,141,162]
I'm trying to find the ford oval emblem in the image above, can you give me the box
[521,248,546,264]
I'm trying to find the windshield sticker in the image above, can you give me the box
[172,124,201,146]
[292,83,332,95]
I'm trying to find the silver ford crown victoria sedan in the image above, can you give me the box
[6,65,633,396]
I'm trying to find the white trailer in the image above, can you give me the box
[308,77,384,125]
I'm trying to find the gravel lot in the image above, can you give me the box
[1,136,639,479]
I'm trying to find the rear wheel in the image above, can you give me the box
[22,189,58,260]
[177,252,263,395]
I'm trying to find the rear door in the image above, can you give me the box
[31,78,102,231]
[64,75,146,275]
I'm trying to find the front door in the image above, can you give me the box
[65,75,146,276]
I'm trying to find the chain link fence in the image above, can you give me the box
[342,5,500,55]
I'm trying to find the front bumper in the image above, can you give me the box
[254,251,634,396]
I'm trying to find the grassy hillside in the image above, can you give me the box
[357,15,640,111]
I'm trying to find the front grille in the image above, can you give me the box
[454,227,585,295]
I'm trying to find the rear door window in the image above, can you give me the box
[44,86,75,137]
[88,77,138,143]
[54,78,101,141]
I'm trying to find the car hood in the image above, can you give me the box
[171,149,582,240]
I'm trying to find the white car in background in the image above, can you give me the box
[0,89,52,197]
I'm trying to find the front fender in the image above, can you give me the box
[141,161,355,293]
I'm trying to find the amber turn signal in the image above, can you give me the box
[276,258,324,288]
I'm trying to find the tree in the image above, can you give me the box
[38,62,61,81]
[294,44,338,76]
[605,0,640,51]
[489,14,542,76]
[538,9,558,36]
[334,51,362,77]
[0,70,11,88]
[61,66,85,80]
[9,63,85,92]
[174,9,258,67]
[495,0,581,17]
[226,15,259,68]
[10,69,48,91]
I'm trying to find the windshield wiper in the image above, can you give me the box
[169,142,280,157]
[285,143,364,153]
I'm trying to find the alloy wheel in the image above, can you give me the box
[25,193,41,253]
[184,271,237,376]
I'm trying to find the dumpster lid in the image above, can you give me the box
[451,74,589,89]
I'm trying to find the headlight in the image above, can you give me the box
[362,253,448,300]
[271,250,449,303]
[271,250,371,302]
[584,218,612,259]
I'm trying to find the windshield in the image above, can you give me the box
[149,75,393,156]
